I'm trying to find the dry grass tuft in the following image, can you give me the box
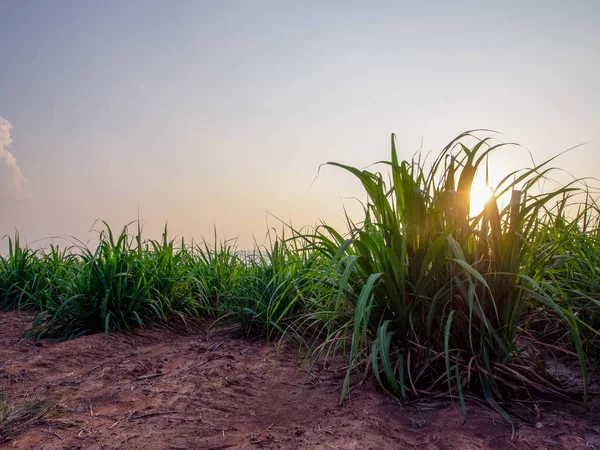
[0,390,64,443]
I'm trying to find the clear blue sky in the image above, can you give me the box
[1,1,599,246]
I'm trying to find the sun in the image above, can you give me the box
[469,181,494,217]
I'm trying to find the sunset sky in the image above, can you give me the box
[1,1,599,247]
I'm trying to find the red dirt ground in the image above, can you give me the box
[1,311,599,450]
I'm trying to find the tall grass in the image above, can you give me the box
[302,131,589,419]
[189,233,245,316]
[530,196,600,352]
[0,130,598,416]
[28,223,202,339]
[2,224,326,340]
[0,234,44,310]
[216,229,330,338]
[0,234,77,312]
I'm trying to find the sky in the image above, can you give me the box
[1,0,599,248]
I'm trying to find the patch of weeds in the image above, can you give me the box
[0,390,64,443]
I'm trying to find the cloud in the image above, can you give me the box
[0,116,28,199]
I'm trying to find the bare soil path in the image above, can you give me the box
[0,311,598,449]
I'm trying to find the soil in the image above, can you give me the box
[0,311,599,450]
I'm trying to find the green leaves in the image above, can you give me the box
[24,223,200,339]
[310,130,593,412]
[0,129,596,418]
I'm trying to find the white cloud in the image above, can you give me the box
[0,116,28,199]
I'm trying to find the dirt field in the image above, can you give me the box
[0,311,599,450]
